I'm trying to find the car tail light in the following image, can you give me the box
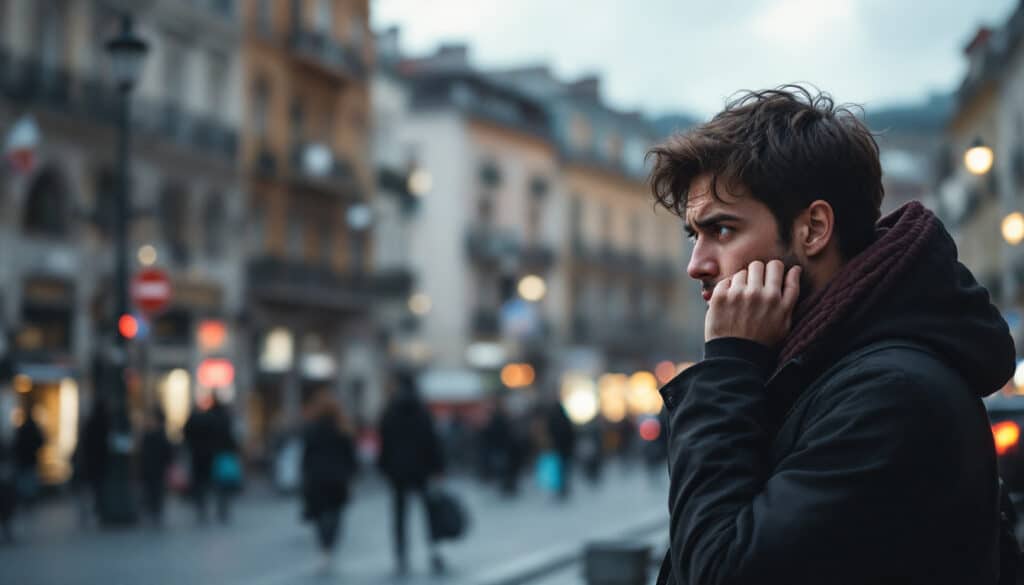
[993,421,1020,455]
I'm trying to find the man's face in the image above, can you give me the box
[684,174,793,303]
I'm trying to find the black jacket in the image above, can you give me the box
[378,392,443,488]
[301,417,356,514]
[658,220,1014,584]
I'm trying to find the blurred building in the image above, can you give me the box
[0,0,244,482]
[866,93,952,216]
[240,0,395,458]
[488,67,696,374]
[371,34,697,427]
[936,8,1024,330]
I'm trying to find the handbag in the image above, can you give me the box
[212,452,243,489]
[426,486,469,541]
[536,451,563,493]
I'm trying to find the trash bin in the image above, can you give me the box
[583,540,652,585]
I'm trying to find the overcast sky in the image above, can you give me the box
[372,0,1017,119]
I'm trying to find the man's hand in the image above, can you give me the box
[705,260,801,347]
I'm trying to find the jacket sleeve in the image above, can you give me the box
[662,338,946,585]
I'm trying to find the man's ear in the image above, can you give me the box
[796,200,835,258]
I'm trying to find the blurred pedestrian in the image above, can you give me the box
[0,436,15,542]
[481,398,523,497]
[12,404,44,511]
[647,86,1016,584]
[301,391,356,573]
[138,408,173,526]
[184,395,238,524]
[577,421,604,486]
[79,398,110,524]
[378,370,446,576]
[545,400,575,501]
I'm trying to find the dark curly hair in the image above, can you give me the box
[647,85,884,259]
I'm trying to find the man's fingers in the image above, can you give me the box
[712,276,731,300]
[765,260,784,292]
[731,269,747,290]
[747,261,765,289]
[782,265,802,310]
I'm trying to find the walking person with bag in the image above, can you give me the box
[300,390,356,574]
[185,395,239,524]
[378,370,447,577]
[209,397,241,524]
[138,408,173,526]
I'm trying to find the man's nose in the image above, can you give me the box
[687,246,718,282]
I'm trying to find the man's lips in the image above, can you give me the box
[702,289,713,302]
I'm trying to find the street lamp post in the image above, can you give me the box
[100,13,148,526]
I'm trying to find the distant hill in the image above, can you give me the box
[865,93,953,133]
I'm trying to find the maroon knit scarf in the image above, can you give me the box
[774,201,940,372]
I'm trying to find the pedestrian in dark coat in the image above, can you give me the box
[378,371,446,576]
[481,398,523,496]
[184,396,237,524]
[545,400,576,500]
[301,391,356,573]
[0,436,15,542]
[79,398,110,522]
[647,86,1016,585]
[12,410,43,509]
[138,408,173,526]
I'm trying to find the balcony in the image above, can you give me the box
[371,267,415,299]
[289,143,362,200]
[0,49,239,162]
[470,307,501,339]
[465,228,520,266]
[520,242,556,272]
[254,146,278,178]
[247,256,365,312]
[288,28,366,83]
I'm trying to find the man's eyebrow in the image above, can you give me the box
[686,213,743,231]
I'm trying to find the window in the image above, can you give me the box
[159,184,189,264]
[163,35,188,105]
[207,52,228,118]
[37,0,66,69]
[569,196,582,244]
[290,97,305,147]
[569,113,592,152]
[251,77,270,138]
[24,166,71,237]
[477,193,494,224]
[92,167,117,237]
[320,221,333,265]
[249,200,266,252]
[204,196,227,258]
[287,209,304,259]
[256,0,272,33]
[315,0,333,34]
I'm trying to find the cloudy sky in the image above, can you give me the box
[372,0,1016,118]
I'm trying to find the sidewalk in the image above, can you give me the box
[0,462,669,585]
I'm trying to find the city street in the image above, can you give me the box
[0,463,668,585]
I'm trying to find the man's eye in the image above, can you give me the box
[715,226,733,238]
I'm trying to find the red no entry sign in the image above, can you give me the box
[131,268,172,315]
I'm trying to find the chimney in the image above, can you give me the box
[569,75,601,101]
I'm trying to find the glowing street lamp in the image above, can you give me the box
[517,275,547,302]
[1003,212,1024,246]
[964,138,994,176]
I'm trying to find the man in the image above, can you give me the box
[647,86,1015,585]
[378,370,446,576]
